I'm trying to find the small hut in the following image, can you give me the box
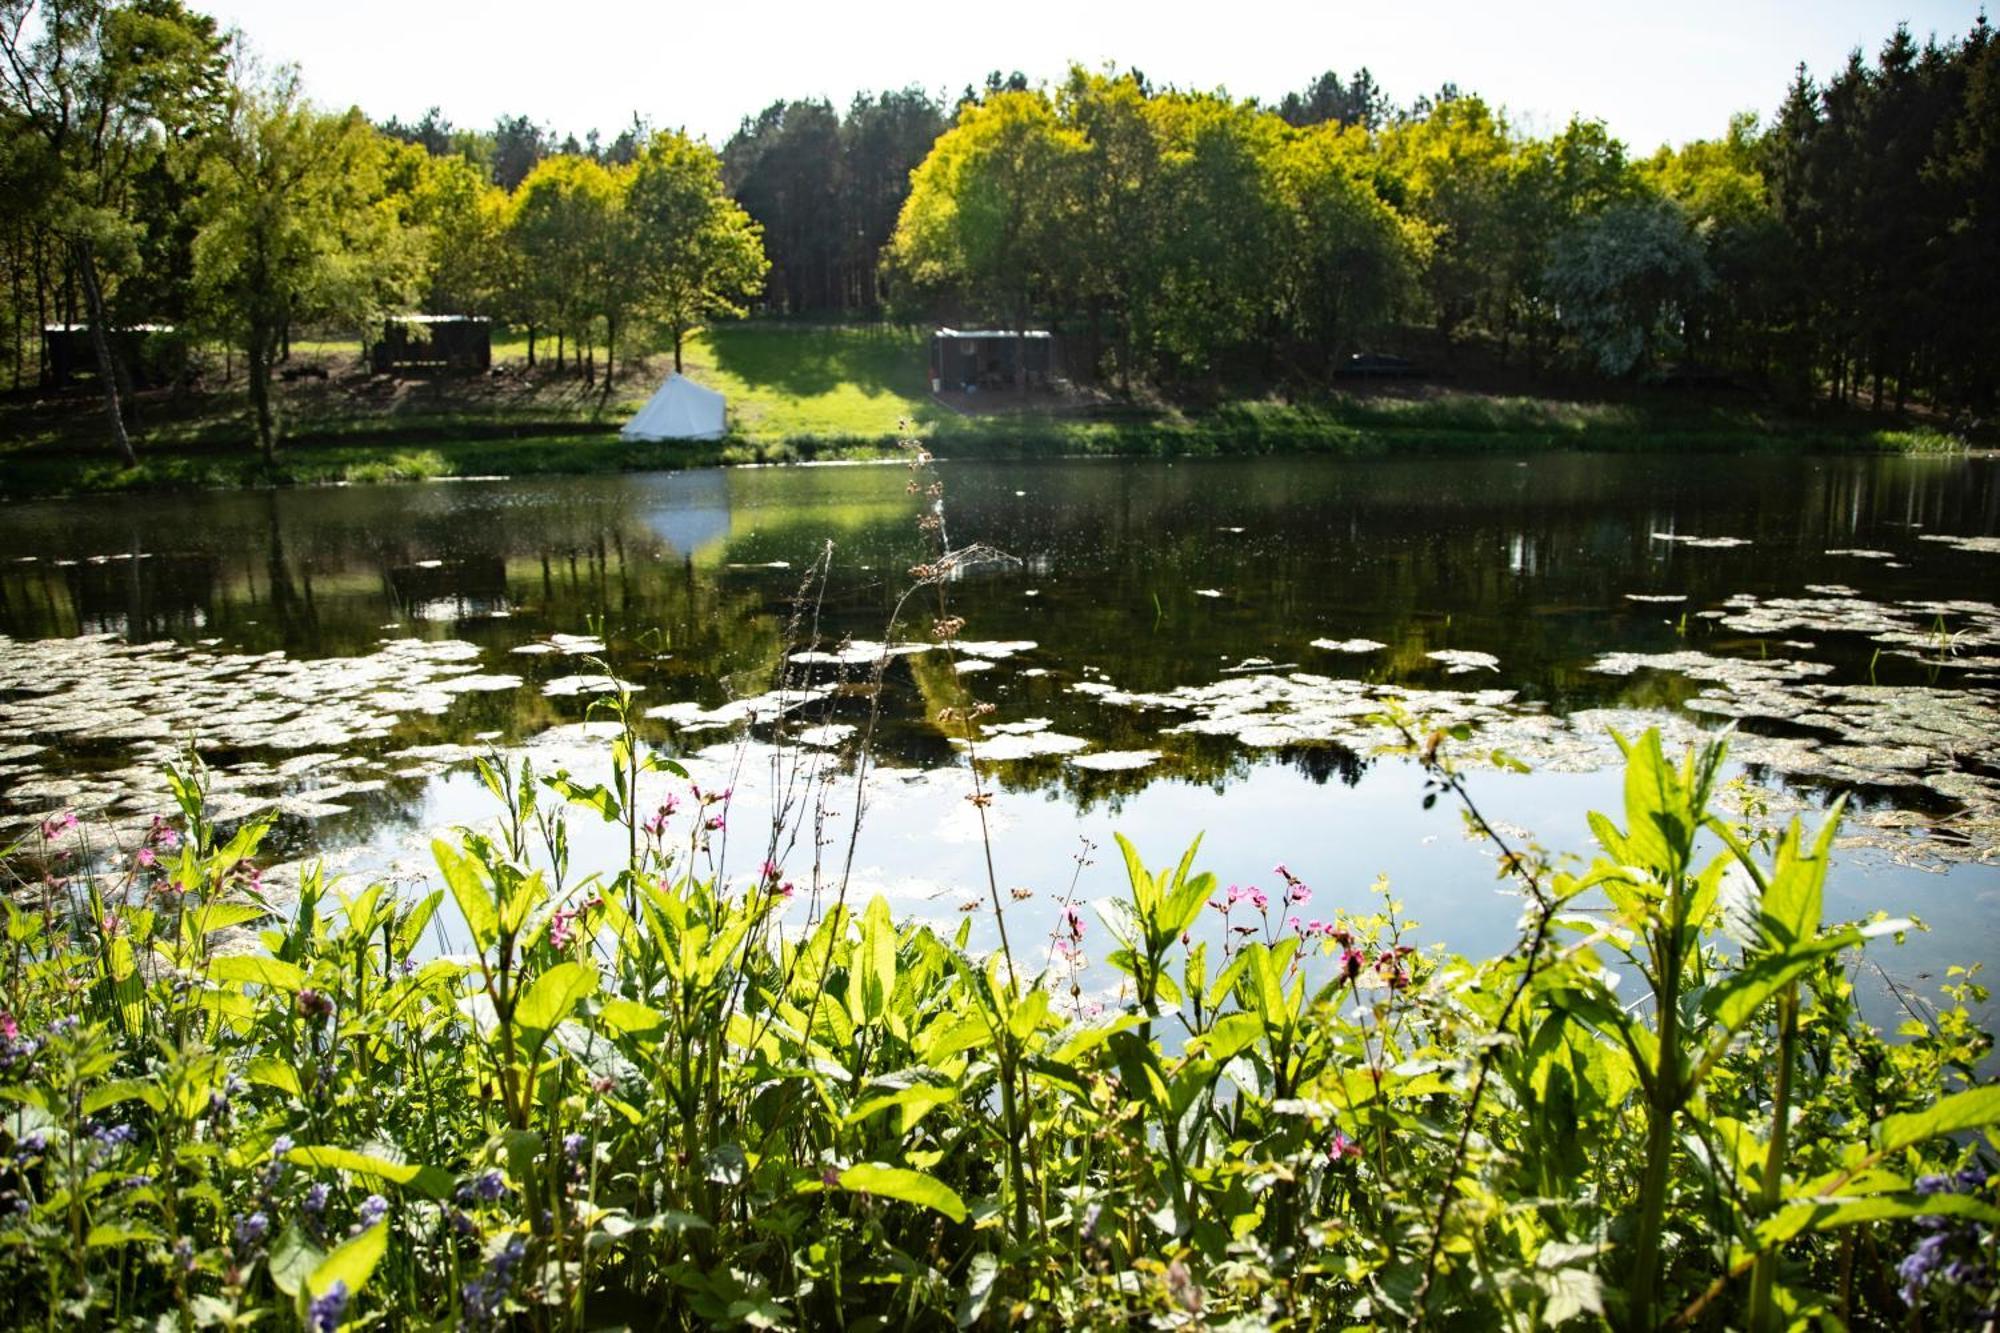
[41,324,176,388]
[929,327,1055,392]
[369,315,492,374]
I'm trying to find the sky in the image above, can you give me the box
[201,0,1989,153]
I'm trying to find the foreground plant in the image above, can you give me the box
[0,726,1992,1330]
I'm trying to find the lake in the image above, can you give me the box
[2,452,1997,1013]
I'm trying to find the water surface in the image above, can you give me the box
[2,454,1996,1010]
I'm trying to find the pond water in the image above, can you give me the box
[2,453,1997,1015]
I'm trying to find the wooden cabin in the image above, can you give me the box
[41,324,176,389]
[929,327,1055,392]
[370,315,492,374]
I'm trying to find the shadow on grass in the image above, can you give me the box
[702,323,928,400]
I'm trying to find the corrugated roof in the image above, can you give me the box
[935,327,1053,339]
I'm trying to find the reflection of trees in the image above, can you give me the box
[1,455,1997,850]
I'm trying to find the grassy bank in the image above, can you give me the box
[0,322,1964,499]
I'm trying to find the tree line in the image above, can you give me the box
[881,27,1997,413]
[0,0,765,461]
[4,0,1996,469]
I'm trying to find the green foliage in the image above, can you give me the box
[0,727,1990,1328]
[190,66,421,458]
[1543,196,1711,377]
[624,131,769,373]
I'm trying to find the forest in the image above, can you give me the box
[3,1,1998,459]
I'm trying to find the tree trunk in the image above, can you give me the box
[247,331,277,464]
[556,330,565,371]
[673,326,683,374]
[33,228,48,387]
[73,241,136,467]
[527,325,537,367]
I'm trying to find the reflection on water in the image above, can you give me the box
[1,453,1997,1003]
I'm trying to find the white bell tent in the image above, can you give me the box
[621,373,727,442]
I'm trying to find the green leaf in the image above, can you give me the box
[86,1222,163,1247]
[1538,1267,1605,1324]
[432,839,497,951]
[956,1252,1000,1328]
[191,902,267,936]
[1874,1083,2000,1156]
[1755,802,1844,951]
[83,1079,164,1115]
[514,961,598,1055]
[269,1221,324,1298]
[844,1085,959,1135]
[209,954,306,994]
[307,1219,387,1300]
[835,1163,967,1223]
[287,1146,452,1199]
[1701,929,1859,1039]
[1197,1012,1266,1065]
[1760,1191,2000,1248]
[598,997,668,1038]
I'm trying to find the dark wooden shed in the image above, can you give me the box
[929,327,1056,392]
[41,324,177,389]
[370,315,492,374]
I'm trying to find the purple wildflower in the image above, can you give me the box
[308,1280,349,1333]
[233,1211,269,1249]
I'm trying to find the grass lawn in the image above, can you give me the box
[0,321,1967,499]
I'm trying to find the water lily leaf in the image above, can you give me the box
[835,1163,967,1222]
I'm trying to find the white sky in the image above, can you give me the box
[201,0,1988,153]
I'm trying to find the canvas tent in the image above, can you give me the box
[621,373,727,442]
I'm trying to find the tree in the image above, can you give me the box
[1543,195,1710,376]
[508,153,622,374]
[1049,68,1163,385]
[1137,91,1286,378]
[1376,94,1514,343]
[406,152,508,315]
[625,130,767,373]
[838,89,945,311]
[1277,67,1390,130]
[192,68,418,460]
[0,0,225,464]
[490,113,549,190]
[722,99,843,312]
[1273,121,1428,364]
[890,90,1083,341]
